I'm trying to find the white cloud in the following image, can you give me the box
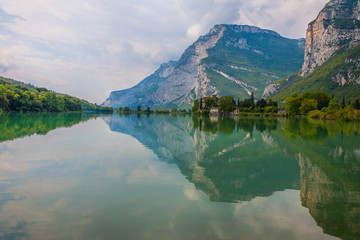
[0,0,328,103]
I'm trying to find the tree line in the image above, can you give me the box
[192,93,279,116]
[285,91,360,121]
[0,77,113,113]
[118,105,190,114]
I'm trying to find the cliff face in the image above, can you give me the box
[103,24,304,109]
[150,25,226,107]
[265,0,360,101]
[301,0,360,76]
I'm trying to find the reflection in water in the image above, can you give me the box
[106,115,360,239]
[299,154,360,240]
[0,112,101,143]
[106,115,300,202]
[0,114,359,239]
[274,119,360,240]
[284,118,360,142]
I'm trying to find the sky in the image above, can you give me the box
[0,0,328,104]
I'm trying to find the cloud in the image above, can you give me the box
[236,0,328,38]
[0,0,328,103]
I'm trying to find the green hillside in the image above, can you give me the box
[203,27,305,100]
[272,43,360,102]
[0,76,112,112]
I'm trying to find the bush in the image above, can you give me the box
[264,106,279,114]
[308,110,321,119]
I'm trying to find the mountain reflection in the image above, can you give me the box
[281,119,360,240]
[105,114,300,202]
[267,118,360,240]
[105,114,360,240]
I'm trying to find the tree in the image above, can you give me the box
[205,97,215,109]
[354,99,360,110]
[192,99,199,112]
[328,98,341,111]
[300,99,318,115]
[302,91,330,110]
[256,99,267,108]
[137,105,141,112]
[285,93,302,115]
[250,92,255,107]
[0,91,9,111]
[219,96,236,114]
[199,98,203,110]
[342,96,346,108]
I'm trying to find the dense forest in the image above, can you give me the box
[0,76,113,113]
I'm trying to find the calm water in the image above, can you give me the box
[0,113,359,240]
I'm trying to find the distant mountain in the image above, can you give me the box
[102,24,305,109]
[264,0,360,101]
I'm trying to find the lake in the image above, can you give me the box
[0,113,359,240]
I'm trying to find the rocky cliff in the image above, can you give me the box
[103,24,304,109]
[301,0,360,76]
[265,0,360,101]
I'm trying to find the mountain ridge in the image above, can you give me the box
[102,24,305,109]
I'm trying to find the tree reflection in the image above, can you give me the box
[0,112,98,142]
[192,116,279,136]
[106,114,360,239]
[284,118,360,142]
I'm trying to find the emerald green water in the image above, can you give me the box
[0,113,359,240]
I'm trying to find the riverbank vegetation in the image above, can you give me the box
[192,91,360,121]
[285,91,360,121]
[192,93,279,116]
[118,106,190,114]
[0,76,113,113]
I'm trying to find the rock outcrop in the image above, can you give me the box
[301,0,360,76]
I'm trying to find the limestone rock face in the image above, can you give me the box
[301,0,360,76]
[150,25,226,106]
[262,82,280,99]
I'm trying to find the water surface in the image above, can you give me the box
[0,113,359,240]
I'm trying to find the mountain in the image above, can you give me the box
[102,24,305,109]
[264,0,360,101]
